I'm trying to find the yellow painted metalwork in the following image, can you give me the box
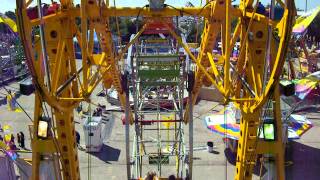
[184,0,226,122]
[163,22,224,95]
[224,0,231,96]
[234,1,295,179]
[250,2,296,112]
[31,139,56,153]
[16,0,295,179]
[31,93,44,180]
[81,0,88,91]
[55,110,80,180]
[207,53,222,82]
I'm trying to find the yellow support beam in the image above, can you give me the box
[81,0,89,91]
[16,0,295,179]
[235,1,295,179]
[183,0,226,123]
[54,110,80,180]
[32,140,57,153]
[224,0,231,96]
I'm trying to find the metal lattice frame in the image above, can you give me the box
[16,0,295,179]
[130,39,187,178]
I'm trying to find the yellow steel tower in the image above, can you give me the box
[16,0,295,179]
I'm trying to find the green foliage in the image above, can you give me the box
[185,19,204,43]
[14,42,25,65]
[4,11,16,22]
[182,18,238,43]
[109,17,142,42]
[0,11,17,33]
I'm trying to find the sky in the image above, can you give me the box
[1,0,319,14]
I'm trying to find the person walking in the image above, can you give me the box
[17,133,21,147]
[6,90,18,111]
[10,134,15,144]
[20,132,25,149]
[6,90,13,110]
[75,131,80,148]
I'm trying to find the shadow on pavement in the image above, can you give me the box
[286,141,320,180]
[89,144,120,163]
[222,141,320,179]
[224,148,267,177]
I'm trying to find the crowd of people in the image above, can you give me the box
[0,128,25,151]
[0,33,16,55]
[143,171,178,180]
[305,35,320,50]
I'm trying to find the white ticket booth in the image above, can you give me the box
[83,116,103,152]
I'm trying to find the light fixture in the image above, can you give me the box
[259,117,276,141]
[37,117,50,139]
[279,80,295,96]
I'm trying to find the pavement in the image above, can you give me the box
[0,82,319,180]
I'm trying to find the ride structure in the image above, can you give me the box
[287,7,320,79]
[0,13,27,85]
[16,0,295,179]
[130,35,187,177]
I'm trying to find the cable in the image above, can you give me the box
[195,1,212,16]
[2,86,33,122]
[243,0,278,177]
[42,101,50,119]
[135,5,149,34]
[223,102,228,180]
[3,85,66,176]
[234,0,261,88]
[87,102,92,180]
[134,2,211,36]
[166,4,193,16]
[113,0,122,47]
[16,1,76,178]
[16,0,48,108]
[244,92,273,177]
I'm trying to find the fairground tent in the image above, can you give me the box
[281,71,320,110]
[0,14,17,33]
[293,6,320,34]
[204,104,313,140]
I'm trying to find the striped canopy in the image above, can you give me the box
[287,114,313,139]
[293,6,320,34]
[295,71,320,100]
[204,108,240,140]
[205,111,313,140]
[0,14,17,32]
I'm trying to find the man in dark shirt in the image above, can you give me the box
[75,131,80,148]
[20,132,25,149]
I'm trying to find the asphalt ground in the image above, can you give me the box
[0,82,319,180]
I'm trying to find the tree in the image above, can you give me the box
[186,19,204,43]
[109,17,143,42]
[5,11,16,22]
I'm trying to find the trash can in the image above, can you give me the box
[19,78,34,96]
[207,141,214,153]
[83,116,103,152]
